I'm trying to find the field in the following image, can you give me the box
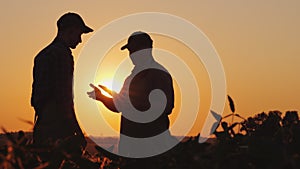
[1,97,300,169]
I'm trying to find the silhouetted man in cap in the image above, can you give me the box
[88,31,175,157]
[31,12,93,152]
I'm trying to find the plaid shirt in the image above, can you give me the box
[31,38,74,109]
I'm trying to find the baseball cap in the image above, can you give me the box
[121,31,153,50]
[57,12,93,33]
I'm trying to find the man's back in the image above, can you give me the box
[31,38,74,110]
[120,67,174,138]
[30,12,92,167]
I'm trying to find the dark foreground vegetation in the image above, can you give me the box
[1,96,300,169]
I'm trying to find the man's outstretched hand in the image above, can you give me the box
[98,84,117,96]
[87,83,119,112]
[87,83,103,101]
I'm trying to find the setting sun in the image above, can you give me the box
[1,1,300,168]
[96,78,123,98]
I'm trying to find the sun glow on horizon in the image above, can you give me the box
[96,78,123,98]
[81,33,213,137]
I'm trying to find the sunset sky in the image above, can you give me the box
[0,1,299,137]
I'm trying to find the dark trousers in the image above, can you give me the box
[33,102,84,144]
[33,102,86,168]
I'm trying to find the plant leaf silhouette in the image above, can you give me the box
[227,95,235,113]
[222,114,233,119]
[210,110,222,121]
[228,122,238,130]
[211,121,220,135]
[18,118,34,126]
[234,114,246,120]
[1,127,17,145]
[221,122,228,131]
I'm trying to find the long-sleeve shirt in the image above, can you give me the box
[113,56,175,138]
[31,38,74,110]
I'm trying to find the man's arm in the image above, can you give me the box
[152,70,174,115]
[31,51,55,108]
[87,84,119,112]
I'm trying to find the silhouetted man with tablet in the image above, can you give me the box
[88,31,175,157]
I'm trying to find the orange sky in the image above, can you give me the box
[1,1,300,137]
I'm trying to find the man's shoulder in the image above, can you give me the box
[149,64,172,79]
[35,41,69,61]
[34,44,52,63]
[137,68,172,87]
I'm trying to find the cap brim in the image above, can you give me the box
[82,25,93,33]
[121,44,128,50]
